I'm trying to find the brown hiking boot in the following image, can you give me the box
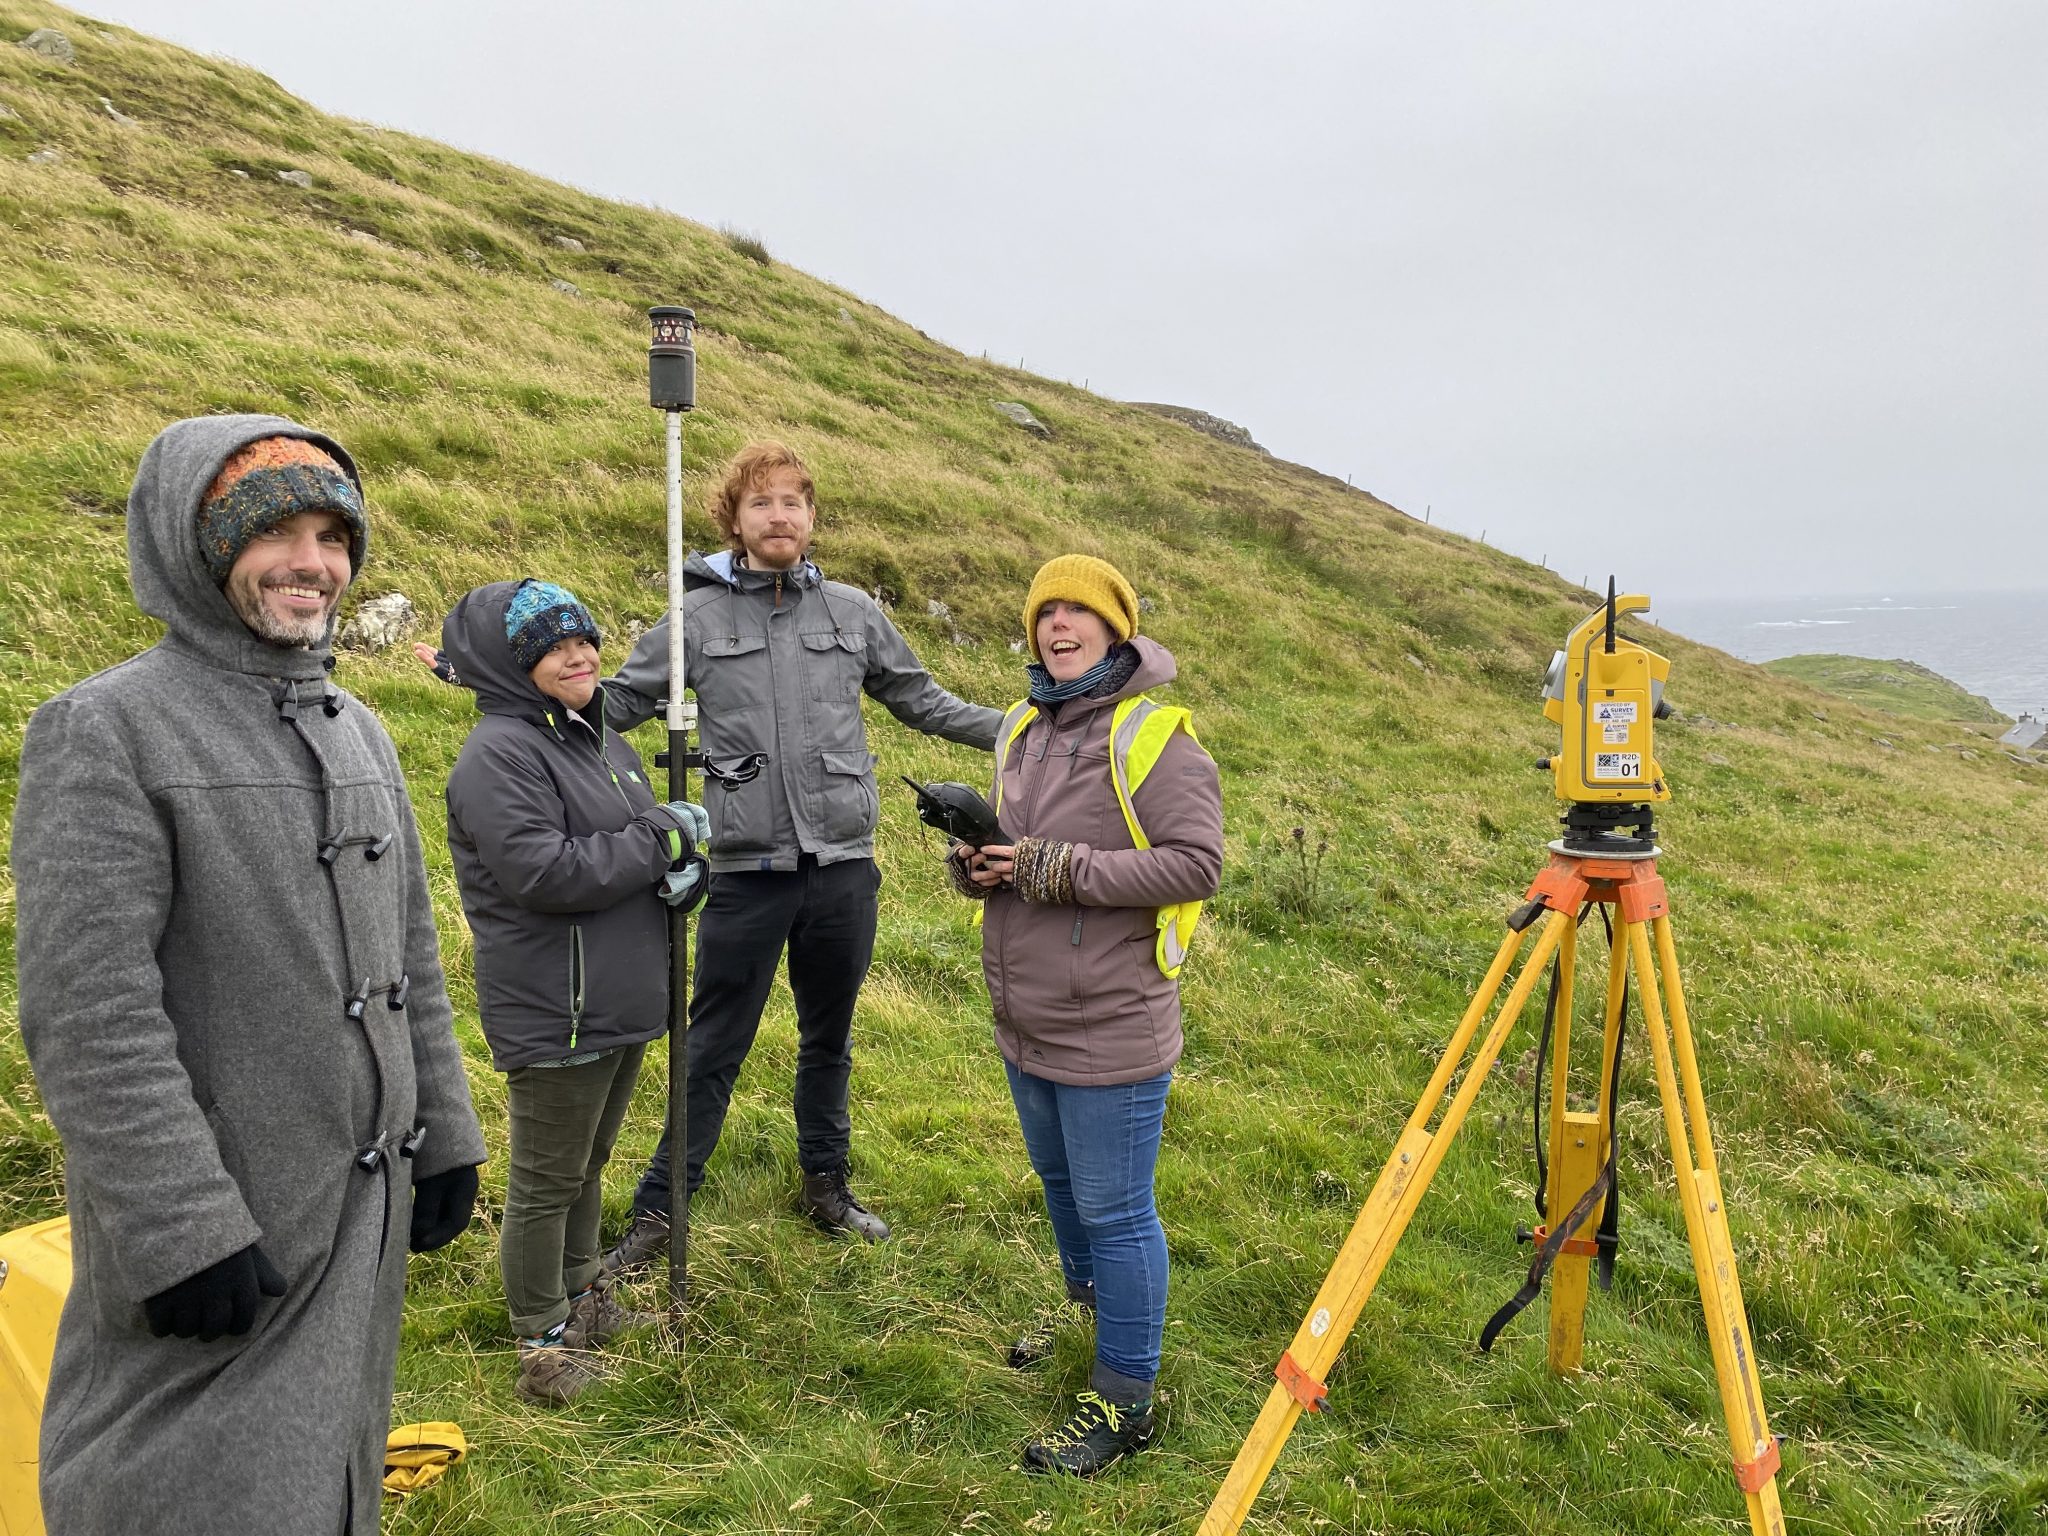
[600,1209,671,1279]
[563,1278,654,1350]
[800,1167,890,1242]
[513,1342,607,1405]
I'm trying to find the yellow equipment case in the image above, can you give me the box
[0,1217,67,1536]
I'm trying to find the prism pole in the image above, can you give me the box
[647,305,697,1324]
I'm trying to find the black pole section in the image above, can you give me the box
[649,305,697,1327]
[1603,575,1617,654]
[664,733,689,1322]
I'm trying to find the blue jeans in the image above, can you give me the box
[1004,1060,1171,1392]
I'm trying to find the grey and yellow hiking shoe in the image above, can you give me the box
[1022,1390,1157,1476]
[514,1341,608,1405]
[563,1278,654,1350]
[600,1209,671,1279]
[1008,1288,1097,1369]
[800,1167,890,1242]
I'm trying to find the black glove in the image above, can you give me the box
[409,1163,480,1253]
[142,1244,288,1341]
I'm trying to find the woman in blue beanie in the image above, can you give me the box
[441,579,706,1403]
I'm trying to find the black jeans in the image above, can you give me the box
[632,855,881,1215]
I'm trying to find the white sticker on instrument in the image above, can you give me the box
[1309,1307,1331,1338]
[1593,701,1638,724]
[1603,723,1632,743]
[1594,752,1640,779]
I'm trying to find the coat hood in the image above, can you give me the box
[683,547,824,593]
[127,414,364,682]
[1116,635,1178,697]
[442,580,588,722]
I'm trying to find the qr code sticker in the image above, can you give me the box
[1593,752,1640,780]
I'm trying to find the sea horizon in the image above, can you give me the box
[1650,589,2047,721]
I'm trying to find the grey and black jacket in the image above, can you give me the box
[603,549,1001,873]
[443,582,687,1071]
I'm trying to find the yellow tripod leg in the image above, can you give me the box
[1545,920,1626,1372]
[1199,909,1573,1536]
[1541,918,1579,1236]
[1628,917,1785,1536]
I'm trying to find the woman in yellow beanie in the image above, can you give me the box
[949,554,1223,1475]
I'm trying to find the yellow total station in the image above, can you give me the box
[1541,581,1671,809]
[1197,576,1786,1536]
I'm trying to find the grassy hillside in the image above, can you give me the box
[1764,654,2011,727]
[4,7,2046,1533]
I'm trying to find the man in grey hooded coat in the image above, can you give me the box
[12,414,488,1535]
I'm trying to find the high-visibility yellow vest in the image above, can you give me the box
[989,694,1206,977]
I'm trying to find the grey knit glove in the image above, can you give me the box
[1011,837,1075,905]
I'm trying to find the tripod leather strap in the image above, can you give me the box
[1592,911,1627,1293]
[1480,1159,1614,1351]
[1483,911,1629,1351]
[1530,921,1575,1221]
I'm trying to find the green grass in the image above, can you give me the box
[1764,654,2011,726]
[2,5,2047,1532]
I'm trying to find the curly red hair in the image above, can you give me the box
[707,440,815,552]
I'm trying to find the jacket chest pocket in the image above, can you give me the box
[799,630,866,702]
[1068,740,1130,851]
[697,633,769,714]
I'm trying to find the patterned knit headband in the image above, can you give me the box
[195,437,365,584]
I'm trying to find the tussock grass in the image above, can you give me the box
[2,3,2046,1531]
[721,225,773,268]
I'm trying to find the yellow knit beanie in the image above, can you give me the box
[1022,554,1140,661]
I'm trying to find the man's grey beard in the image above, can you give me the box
[228,583,338,649]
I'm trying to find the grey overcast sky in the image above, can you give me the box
[86,1,2048,599]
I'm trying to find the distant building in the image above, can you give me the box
[2000,713,2045,750]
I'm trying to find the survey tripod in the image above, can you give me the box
[1200,592,1785,1536]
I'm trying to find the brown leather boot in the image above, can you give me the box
[563,1277,654,1349]
[599,1209,670,1279]
[800,1167,890,1242]
[514,1342,608,1405]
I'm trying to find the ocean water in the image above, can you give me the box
[1652,590,2048,721]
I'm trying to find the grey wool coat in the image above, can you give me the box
[11,414,487,1536]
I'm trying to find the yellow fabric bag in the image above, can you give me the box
[382,1421,468,1497]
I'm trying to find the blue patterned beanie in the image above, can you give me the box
[505,580,601,672]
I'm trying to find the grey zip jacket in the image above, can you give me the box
[11,413,487,1535]
[442,581,685,1070]
[603,549,1001,872]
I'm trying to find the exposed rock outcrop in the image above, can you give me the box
[339,592,419,652]
[20,28,75,64]
[993,401,1051,439]
[1128,401,1266,455]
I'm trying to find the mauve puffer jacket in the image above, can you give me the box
[979,636,1223,1085]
